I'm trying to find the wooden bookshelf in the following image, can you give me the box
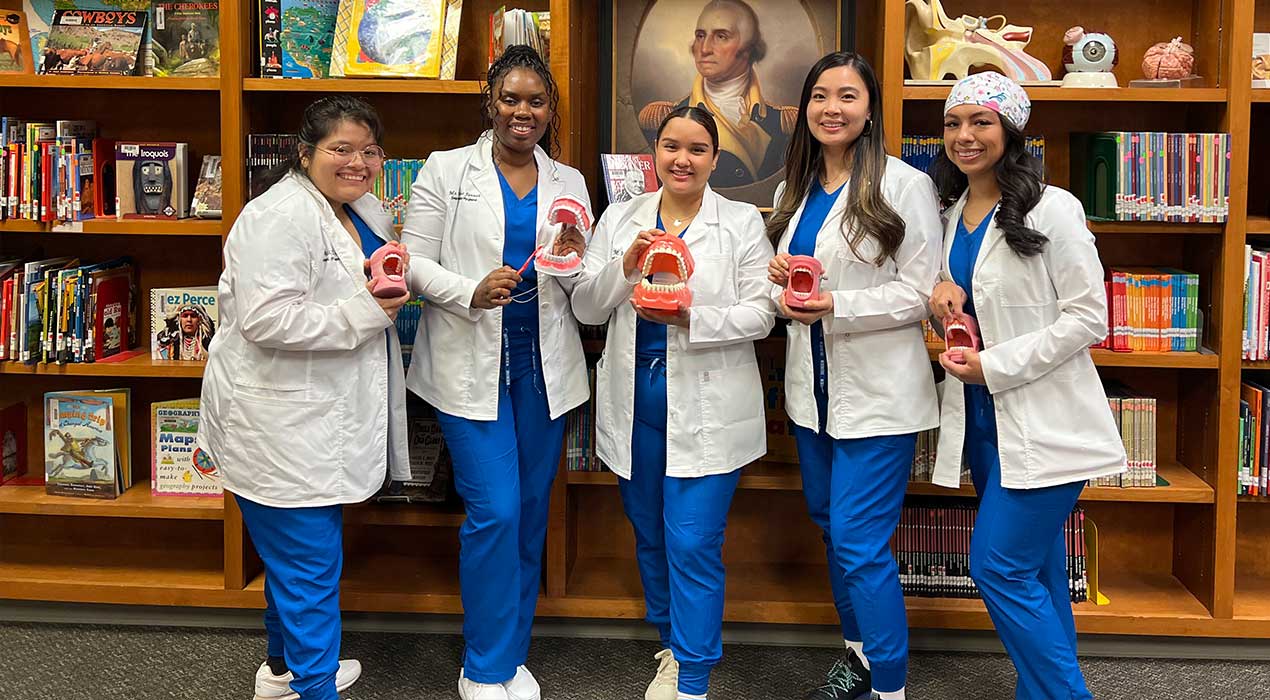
[902,85,1229,103]
[4,0,1270,643]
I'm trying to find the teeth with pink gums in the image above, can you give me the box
[535,195,591,277]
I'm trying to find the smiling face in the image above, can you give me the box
[654,116,718,199]
[304,119,380,206]
[943,104,1007,179]
[491,67,552,156]
[806,65,871,155]
[691,5,753,83]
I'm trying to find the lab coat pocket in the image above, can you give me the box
[225,388,345,499]
[690,254,738,307]
[698,362,763,431]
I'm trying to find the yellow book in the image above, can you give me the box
[438,0,461,80]
[340,0,445,78]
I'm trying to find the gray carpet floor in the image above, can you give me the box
[1,622,1266,699]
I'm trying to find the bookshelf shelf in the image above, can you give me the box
[1088,221,1223,235]
[1243,360,1270,369]
[901,85,1228,103]
[923,343,1219,369]
[242,78,484,94]
[568,460,1213,504]
[0,219,225,236]
[0,484,224,520]
[0,355,205,378]
[1252,91,1270,103]
[1249,216,1270,235]
[0,75,220,90]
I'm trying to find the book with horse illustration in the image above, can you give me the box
[40,8,146,75]
[0,11,33,74]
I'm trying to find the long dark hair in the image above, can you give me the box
[484,44,560,159]
[766,52,903,266]
[930,115,1047,256]
[655,105,720,153]
[256,95,384,195]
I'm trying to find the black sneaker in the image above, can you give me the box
[803,649,872,700]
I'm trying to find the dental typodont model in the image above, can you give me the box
[904,0,1051,82]
[535,195,592,276]
[367,241,410,298]
[783,255,824,310]
[943,312,980,364]
[632,232,694,313]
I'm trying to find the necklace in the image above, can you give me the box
[661,205,700,229]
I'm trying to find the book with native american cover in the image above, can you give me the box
[150,286,217,361]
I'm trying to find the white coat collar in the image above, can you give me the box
[778,178,853,259]
[466,131,567,247]
[943,190,1005,279]
[288,172,390,280]
[627,185,722,249]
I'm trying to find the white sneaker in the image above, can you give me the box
[253,659,362,700]
[502,665,541,700]
[645,649,679,700]
[459,668,512,700]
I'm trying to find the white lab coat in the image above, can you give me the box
[772,157,942,439]
[932,187,1127,489]
[572,188,776,479]
[198,172,412,508]
[401,133,591,421]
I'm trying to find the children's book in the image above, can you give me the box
[150,286,217,361]
[115,142,189,219]
[151,398,220,496]
[333,0,445,78]
[40,8,146,76]
[0,11,34,74]
[260,0,338,78]
[149,0,218,76]
[43,388,130,499]
[190,154,222,218]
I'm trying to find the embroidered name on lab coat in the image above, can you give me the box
[448,189,480,203]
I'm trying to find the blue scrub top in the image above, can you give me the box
[497,168,540,332]
[345,204,386,258]
[948,206,996,319]
[788,182,843,405]
[634,215,688,364]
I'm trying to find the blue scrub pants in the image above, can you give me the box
[619,359,741,697]
[964,385,1092,700]
[794,423,915,694]
[236,495,344,700]
[435,324,565,685]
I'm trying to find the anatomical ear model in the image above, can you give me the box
[536,195,592,277]
[783,255,824,311]
[904,0,1052,82]
[632,232,694,313]
[368,241,410,298]
[944,312,980,365]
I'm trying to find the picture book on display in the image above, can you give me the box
[0,11,34,74]
[150,286,217,361]
[115,141,189,219]
[43,388,131,499]
[330,0,445,78]
[151,398,220,496]
[40,8,146,75]
[149,0,218,76]
[601,154,657,204]
[259,0,338,78]
[190,154,222,218]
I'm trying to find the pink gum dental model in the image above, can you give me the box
[368,242,410,299]
[783,255,824,310]
[943,312,980,364]
[535,195,591,276]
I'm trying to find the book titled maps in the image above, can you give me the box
[43,388,131,499]
[40,8,146,75]
[151,398,220,496]
[259,0,338,78]
[150,286,217,361]
[115,141,190,219]
[330,0,444,78]
[149,0,218,76]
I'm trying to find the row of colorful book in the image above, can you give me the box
[1070,131,1231,223]
[1239,380,1270,497]
[0,257,137,365]
[564,366,601,472]
[372,158,426,226]
[897,502,1090,603]
[1093,383,1159,488]
[1104,267,1201,353]
[1243,245,1270,360]
[899,134,1045,174]
[258,0,464,80]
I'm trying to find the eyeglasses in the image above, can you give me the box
[314,144,386,165]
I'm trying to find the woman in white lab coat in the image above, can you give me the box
[766,52,941,700]
[198,95,413,700]
[928,72,1124,700]
[572,106,775,700]
[398,45,590,700]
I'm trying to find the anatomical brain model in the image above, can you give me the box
[1142,37,1195,80]
[904,0,1052,82]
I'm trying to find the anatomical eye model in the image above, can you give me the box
[368,241,409,298]
[632,233,694,313]
[536,195,591,276]
[1062,26,1119,87]
[943,312,980,365]
[783,255,824,310]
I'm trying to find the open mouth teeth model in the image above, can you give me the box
[368,244,409,299]
[943,312,980,364]
[783,255,823,309]
[535,195,592,276]
[633,235,694,312]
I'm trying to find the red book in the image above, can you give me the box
[90,266,131,361]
